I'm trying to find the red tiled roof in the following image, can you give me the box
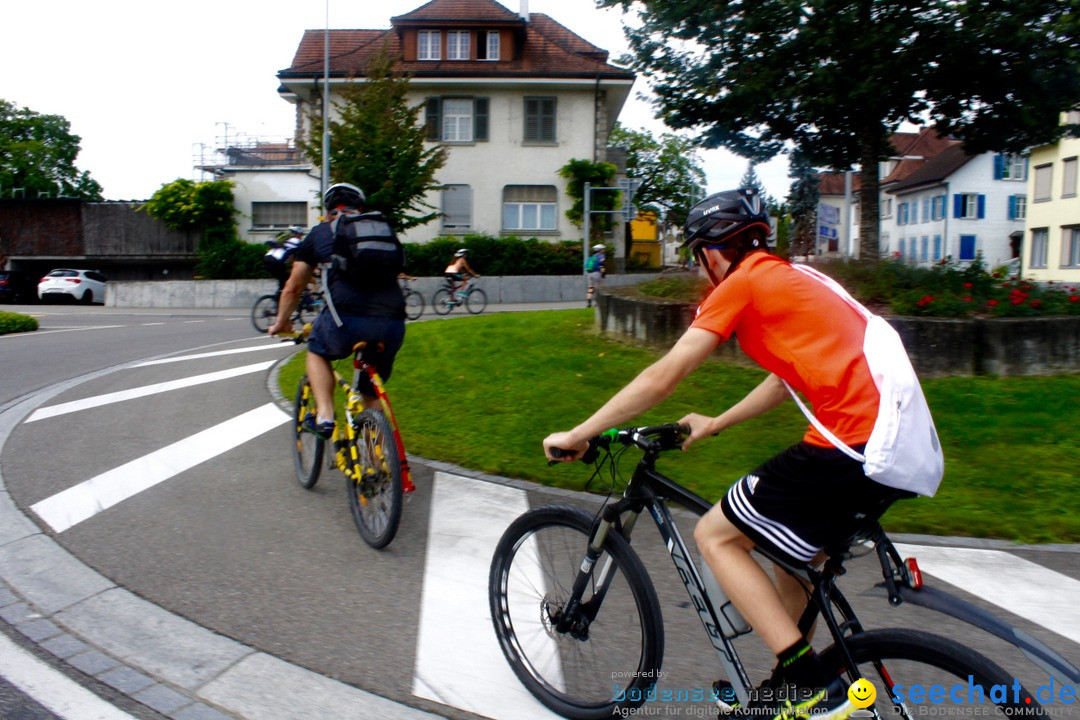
[279,0,631,81]
[887,143,975,193]
[818,129,959,195]
[818,172,860,196]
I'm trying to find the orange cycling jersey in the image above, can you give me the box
[691,253,879,448]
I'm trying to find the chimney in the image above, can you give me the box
[519,0,529,21]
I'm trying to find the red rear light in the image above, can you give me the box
[66,278,81,284]
[904,558,923,589]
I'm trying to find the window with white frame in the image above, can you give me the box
[881,198,892,218]
[418,30,441,60]
[897,202,909,225]
[478,30,499,60]
[996,153,1027,181]
[1009,195,1027,221]
[441,185,472,231]
[447,31,470,60]
[503,185,557,231]
[1064,227,1080,267]
[956,193,983,219]
[1063,157,1077,198]
[931,194,946,220]
[252,202,307,229]
[426,97,489,142]
[443,99,474,141]
[1033,163,1053,201]
[1029,228,1048,268]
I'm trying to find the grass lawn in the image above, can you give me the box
[278,309,1080,545]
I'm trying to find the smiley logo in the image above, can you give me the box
[848,678,876,708]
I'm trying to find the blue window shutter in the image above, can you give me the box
[1008,195,1017,220]
[977,194,985,219]
[953,194,964,218]
[993,155,1005,180]
[960,235,976,260]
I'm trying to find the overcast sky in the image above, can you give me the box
[3,0,791,203]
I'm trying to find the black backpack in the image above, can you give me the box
[329,211,404,285]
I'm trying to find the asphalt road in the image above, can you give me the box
[1,303,1077,720]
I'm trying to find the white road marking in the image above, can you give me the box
[894,543,1080,645]
[30,403,290,533]
[0,630,139,720]
[132,341,288,367]
[413,472,560,719]
[25,361,276,422]
[141,322,165,326]
[0,325,125,338]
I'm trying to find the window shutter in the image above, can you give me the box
[540,98,556,141]
[425,98,442,141]
[953,194,963,218]
[977,194,986,219]
[524,98,539,141]
[474,97,489,141]
[993,155,1005,180]
[1008,195,1017,220]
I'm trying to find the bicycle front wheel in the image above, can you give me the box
[251,294,279,333]
[465,287,487,314]
[404,289,424,320]
[291,376,324,489]
[345,408,403,549]
[488,505,664,720]
[432,288,454,315]
[821,629,1041,718]
[296,293,323,326]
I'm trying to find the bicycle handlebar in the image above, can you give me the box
[549,423,689,464]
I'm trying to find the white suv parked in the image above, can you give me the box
[38,269,108,304]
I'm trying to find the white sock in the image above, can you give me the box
[317,415,334,425]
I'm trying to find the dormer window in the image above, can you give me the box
[479,31,500,61]
[418,30,441,60]
[447,31,470,60]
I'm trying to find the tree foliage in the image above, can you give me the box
[0,99,102,200]
[558,158,619,240]
[300,46,447,230]
[609,123,706,227]
[603,0,1080,260]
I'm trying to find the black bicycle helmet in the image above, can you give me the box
[682,188,770,253]
[323,182,365,210]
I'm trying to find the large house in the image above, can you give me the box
[222,0,635,247]
[818,129,1026,269]
[1023,110,1080,284]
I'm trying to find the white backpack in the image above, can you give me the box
[783,265,944,497]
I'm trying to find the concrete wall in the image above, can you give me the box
[596,287,1080,377]
[105,273,660,309]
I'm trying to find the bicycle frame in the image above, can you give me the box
[571,439,1079,709]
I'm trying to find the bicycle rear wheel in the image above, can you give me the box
[432,287,454,315]
[345,408,403,549]
[404,289,424,320]
[251,294,279,333]
[488,505,664,720]
[821,629,1040,718]
[465,287,487,314]
[296,293,323,326]
[291,376,324,489]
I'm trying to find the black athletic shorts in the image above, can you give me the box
[720,442,914,566]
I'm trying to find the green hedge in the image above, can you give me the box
[0,311,38,334]
[402,235,595,276]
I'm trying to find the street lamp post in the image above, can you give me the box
[321,0,330,199]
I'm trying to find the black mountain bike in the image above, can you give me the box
[488,424,1078,720]
[251,289,323,333]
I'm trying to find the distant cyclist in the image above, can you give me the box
[444,248,480,298]
[263,226,305,297]
[585,243,606,307]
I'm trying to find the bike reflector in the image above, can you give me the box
[904,558,924,589]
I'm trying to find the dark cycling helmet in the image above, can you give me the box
[323,182,365,210]
[288,226,304,235]
[454,248,468,257]
[682,188,770,253]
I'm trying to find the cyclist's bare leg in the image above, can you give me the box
[305,351,336,422]
[774,556,821,640]
[694,504,803,655]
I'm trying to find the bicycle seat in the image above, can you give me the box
[351,340,386,356]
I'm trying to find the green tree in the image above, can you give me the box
[301,46,447,230]
[558,158,619,241]
[787,152,820,258]
[609,123,705,228]
[142,178,263,279]
[0,99,102,200]
[603,0,1080,261]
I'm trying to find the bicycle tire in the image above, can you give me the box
[465,287,487,314]
[345,409,403,549]
[820,628,1041,717]
[404,289,425,320]
[488,505,664,720]
[295,293,323,326]
[251,294,279,334]
[432,287,455,315]
[291,376,324,489]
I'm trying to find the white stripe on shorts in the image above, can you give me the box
[727,479,819,562]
